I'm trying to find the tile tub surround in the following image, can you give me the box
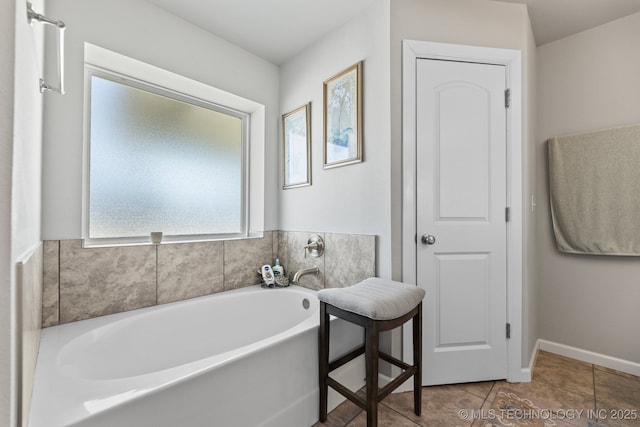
[157,241,224,304]
[59,240,157,323]
[42,241,59,327]
[277,231,326,291]
[223,235,273,291]
[42,231,376,326]
[18,243,44,427]
[324,233,376,289]
[276,231,376,291]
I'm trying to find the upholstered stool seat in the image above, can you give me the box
[317,278,425,427]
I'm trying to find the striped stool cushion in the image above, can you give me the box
[317,277,425,320]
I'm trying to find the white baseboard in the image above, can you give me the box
[517,368,531,383]
[538,339,640,377]
[515,339,539,383]
[381,373,415,394]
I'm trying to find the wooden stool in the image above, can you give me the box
[317,278,425,427]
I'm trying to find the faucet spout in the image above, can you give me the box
[292,266,319,283]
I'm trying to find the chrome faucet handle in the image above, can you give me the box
[303,234,324,258]
[303,241,319,258]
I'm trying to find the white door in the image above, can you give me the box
[416,58,508,385]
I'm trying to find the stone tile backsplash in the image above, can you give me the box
[275,231,376,291]
[279,231,326,291]
[324,233,376,289]
[18,243,43,426]
[59,240,157,323]
[157,241,224,304]
[223,232,274,291]
[42,240,59,327]
[42,230,376,326]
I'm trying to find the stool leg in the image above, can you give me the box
[319,302,329,422]
[365,319,379,427]
[412,303,422,416]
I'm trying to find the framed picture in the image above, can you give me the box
[282,103,311,189]
[323,61,363,169]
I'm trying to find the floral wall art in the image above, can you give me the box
[323,61,363,168]
[282,103,311,189]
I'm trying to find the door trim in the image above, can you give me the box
[401,40,526,383]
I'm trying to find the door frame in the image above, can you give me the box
[401,40,527,383]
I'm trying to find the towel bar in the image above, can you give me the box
[27,2,66,94]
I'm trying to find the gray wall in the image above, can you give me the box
[0,2,16,424]
[523,14,539,368]
[537,12,640,363]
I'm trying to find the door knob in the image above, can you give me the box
[421,234,436,245]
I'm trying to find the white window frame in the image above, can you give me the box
[82,43,266,247]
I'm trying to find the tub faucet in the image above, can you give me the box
[292,266,319,283]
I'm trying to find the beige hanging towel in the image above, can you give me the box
[548,124,640,256]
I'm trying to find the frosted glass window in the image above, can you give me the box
[87,73,247,242]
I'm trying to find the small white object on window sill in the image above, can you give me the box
[150,232,163,244]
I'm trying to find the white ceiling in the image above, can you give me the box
[147,0,376,65]
[147,0,640,64]
[497,0,640,46]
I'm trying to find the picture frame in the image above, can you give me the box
[323,61,363,169]
[282,103,311,189]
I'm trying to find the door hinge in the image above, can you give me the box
[505,207,511,222]
[506,323,511,339]
[505,88,511,108]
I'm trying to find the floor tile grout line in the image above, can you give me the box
[342,408,361,427]
[379,400,423,427]
[482,381,497,407]
[474,381,497,427]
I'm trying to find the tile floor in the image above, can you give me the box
[314,351,640,427]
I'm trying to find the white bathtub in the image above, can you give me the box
[29,285,364,427]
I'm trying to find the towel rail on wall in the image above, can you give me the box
[27,2,65,94]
